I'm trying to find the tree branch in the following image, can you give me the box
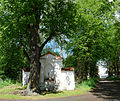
[23,49,31,63]
[19,36,31,63]
[39,34,53,52]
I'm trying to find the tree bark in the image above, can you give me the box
[89,62,98,78]
[23,49,31,64]
[116,56,119,77]
[27,25,41,92]
[76,60,83,83]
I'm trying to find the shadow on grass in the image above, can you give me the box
[14,87,63,96]
[40,91,63,96]
[90,81,120,101]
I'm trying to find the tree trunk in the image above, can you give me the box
[113,59,117,76]
[76,60,84,83]
[27,25,41,93]
[35,46,41,92]
[116,56,119,77]
[89,62,98,78]
[26,23,54,93]
[90,63,94,78]
[108,66,113,77]
[107,61,113,77]
[60,40,63,57]
[83,57,89,80]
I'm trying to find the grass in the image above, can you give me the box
[0,78,20,88]
[80,78,99,88]
[0,85,21,93]
[107,76,120,81]
[0,78,98,100]
[0,86,90,100]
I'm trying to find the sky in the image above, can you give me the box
[45,40,68,58]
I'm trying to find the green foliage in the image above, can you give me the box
[22,85,27,90]
[0,69,5,78]
[64,0,115,81]
[63,55,77,67]
[77,78,99,89]
[0,78,19,88]
[70,0,112,61]
[107,76,120,81]
[0,37,29,80]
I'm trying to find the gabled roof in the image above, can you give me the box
[61,68,74,71]
[40,51,63,59]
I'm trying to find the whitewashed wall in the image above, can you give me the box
[97,60,108,78]
[59,71,75,90]
[40,54,62,79]
[98,66,108,78]
[40,54,63,90]
[22,52,75,91]
[22,70,30,86]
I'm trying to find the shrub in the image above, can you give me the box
[107,76,120,81]
[0,78,20,88]
[78,78,99,89]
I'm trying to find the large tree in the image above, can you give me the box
[0,0,76,92]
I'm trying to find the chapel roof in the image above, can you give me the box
[61,67,74,71]
[40,51,63,59]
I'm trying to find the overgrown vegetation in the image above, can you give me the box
[107,76,120,81]
[0,78,20,88]
[76,78,99,89]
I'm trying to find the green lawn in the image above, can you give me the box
[0,78,98,100]
[0,84,91,100]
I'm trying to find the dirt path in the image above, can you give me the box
[90,80,120,101]
[0,80,120,101]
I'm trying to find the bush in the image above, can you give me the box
[0,78,20,88]
[76,78,99,89]
[107,76,120,81]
